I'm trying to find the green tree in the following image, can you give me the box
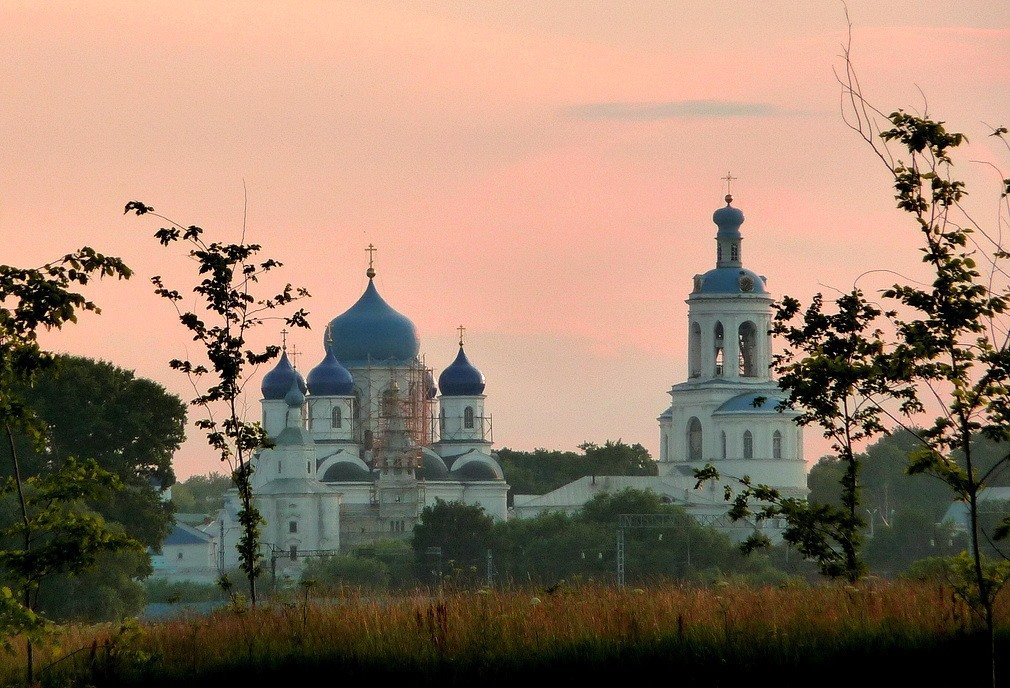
[707,33,1010,685]
[412,499,493,585]
[171,472,232,517]
[126,200,310,606]
[498,440,656,497]
[8,355,186,548]
[351,539,415,588]
[0,246,137,681]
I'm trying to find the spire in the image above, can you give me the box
[713,175,745,268]
[366,243,377,279]
[457,324,466,347]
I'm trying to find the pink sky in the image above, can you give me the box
[4,1,1010,479]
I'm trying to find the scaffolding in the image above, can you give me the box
[352,356,438,456]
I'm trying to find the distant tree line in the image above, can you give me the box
[497,440,656,499]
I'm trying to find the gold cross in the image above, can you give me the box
[721,171,738,195]
[365,244,377,278]
[280,328,288,351]
[457,325,466,347]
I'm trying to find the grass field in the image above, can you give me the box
[14,581,1009,688]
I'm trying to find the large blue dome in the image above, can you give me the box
[695,267,768,295]
[438,345,485,396]
[325,279,420,365]
[306,348,354,396]
[261,351,307,400]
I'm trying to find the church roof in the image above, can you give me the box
[694,267,768,295]
[321,460,373,482]
[326,278,420,365]
[451,460,503,481]
[419,448,450,480]
[164,522,214,546]
[261,351,307,400]
[307,347,355,396]
[712,392,789,415]
[438,345,485,396]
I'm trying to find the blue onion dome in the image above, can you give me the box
[696,267,768,295]
[261,351,307,400]
[713,194,744,238]
[438,345,485,396]
[306,348,354,396]
[284,378,306,408]
[325,278,420,364]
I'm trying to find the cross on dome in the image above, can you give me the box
[366,243,377,279]
[280,328,288,352]
[457,324,466,347]
[721,171,738,205]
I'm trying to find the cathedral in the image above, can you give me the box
[192,192,806,580]
[213,254,508,573]
[513,192,807,538]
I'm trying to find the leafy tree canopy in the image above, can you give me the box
[171,472,232,517]
[498,440,655,497]
[6,355,186,548]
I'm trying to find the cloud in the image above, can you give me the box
[567,99,803,121]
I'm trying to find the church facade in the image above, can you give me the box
[213,257,508,574]
[513,193,807,538]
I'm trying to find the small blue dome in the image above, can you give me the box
[450,460,502,482]
[419,450,450,480]
[326,279,420,365]
[713,392,787,415]
[438,345,485,396]
[714,199,744,238]
[695,267,768,295]
[284,380,306,408]
[261,351,307,400]
[321,460,373,482]
[306,348,354,396]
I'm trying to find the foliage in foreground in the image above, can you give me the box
[13,582,1010,688]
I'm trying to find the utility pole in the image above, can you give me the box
[486,548,493,587]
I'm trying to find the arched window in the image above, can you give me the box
[382,387,397,417]
[743,430,753,459]
[464,406,475,429]
[773,430,782,459]
[731,244,739,262]
[738,321,757,377]
[714,322,725,376]
[721,431,727,460]
[331,406,342,429]
[688,417,702,461]
[689,322,702,377]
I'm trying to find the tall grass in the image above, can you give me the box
[14,581,1009,687]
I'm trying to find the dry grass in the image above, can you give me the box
[11,581,1009,687]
